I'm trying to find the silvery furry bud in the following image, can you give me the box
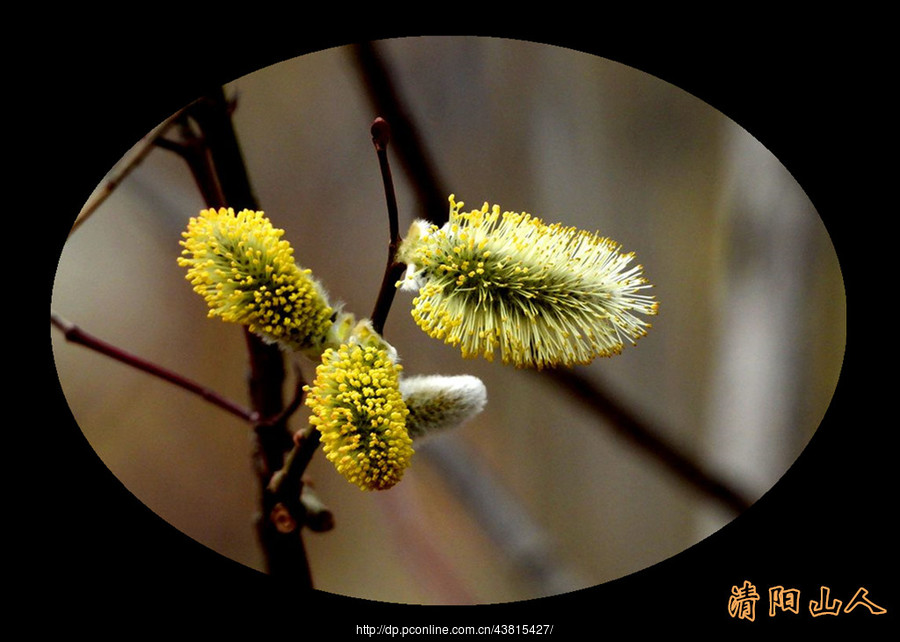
[400,374,487,440]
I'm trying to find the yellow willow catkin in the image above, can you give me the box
[397,195,659,369]
[304,323,413,491]
[178,207,335,353]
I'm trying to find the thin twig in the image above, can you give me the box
[372,118,399,241]
[51,312,259,423]
[351,43,449,225]
[369,117,407,336]
[259,364,328,532]
[256,361,306,429]
[268,427,320,501]
[289,424,322,484]
[70,108,187,237]
[155,113,228,208]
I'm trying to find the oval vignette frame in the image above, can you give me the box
[48,34,860,616]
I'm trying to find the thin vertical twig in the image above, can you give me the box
[369,117,407,336]
[351,43,449,225]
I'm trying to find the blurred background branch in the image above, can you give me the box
[351,41,752,516]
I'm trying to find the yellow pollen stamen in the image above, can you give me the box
[303,326,414,491]
[178,207,334,354]
[396,195,659,369]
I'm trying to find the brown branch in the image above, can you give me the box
[51,312,259,424]
[154,113,228,208]
[369,117,407,336]
[56,88,317,577]
[256,361,307,429]
[288,425,323,486]
[175,87,313,585]
[351,43,449,225]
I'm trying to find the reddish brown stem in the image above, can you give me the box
[369,117,407,336]
[51,313,258,423]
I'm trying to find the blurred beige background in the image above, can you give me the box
[50,37,845,605]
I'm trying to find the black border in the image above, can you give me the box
[36,19,893,635]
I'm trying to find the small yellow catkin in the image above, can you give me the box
[304,322,414,491]
[178,207,335,354]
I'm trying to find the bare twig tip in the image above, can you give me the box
[371,117,391,150]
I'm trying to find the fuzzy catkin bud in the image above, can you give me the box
[400,374,487,440]
[397,195,659,369]
[178,208,335,354]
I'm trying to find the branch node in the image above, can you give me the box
[270,502,298,534]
